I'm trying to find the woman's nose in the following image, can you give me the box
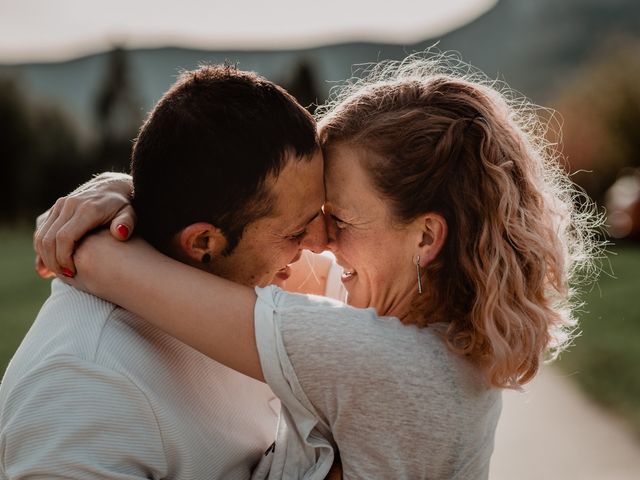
[324,214,338,253]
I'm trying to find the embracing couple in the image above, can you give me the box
[0,55,597,479]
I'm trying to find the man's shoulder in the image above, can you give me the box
[0,281,165,425]
[0,280,143,396]
[0,352,169,477]
[11,279,121,360]
[1,279,263,413]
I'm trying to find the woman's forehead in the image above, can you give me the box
[324,151,389,221]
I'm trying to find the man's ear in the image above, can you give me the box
[173,223,228,266]
[415,213,448,268]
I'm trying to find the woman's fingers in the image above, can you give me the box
[52,204,96,275]
[34,196,69,276]
[42,197,87,276]
[35,254,56,279]
[33,172,135,278]
[109,204,137,241]
[51,194,132,274]
[35,192,134,276]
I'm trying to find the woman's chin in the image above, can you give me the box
[345,290,368,309]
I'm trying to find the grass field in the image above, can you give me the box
[1,228,639,434]
[555,243,640,435]
[0,227,52,373]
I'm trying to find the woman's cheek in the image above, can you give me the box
[335,229,352,255]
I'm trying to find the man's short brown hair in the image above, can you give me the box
[131,64,318,255]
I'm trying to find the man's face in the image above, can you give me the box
[210,150,326,287]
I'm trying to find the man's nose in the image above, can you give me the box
[302,214,327,253]
[324,214,338,253]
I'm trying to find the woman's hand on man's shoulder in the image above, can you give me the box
[33,172,135,278]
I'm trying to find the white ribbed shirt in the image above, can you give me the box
[0,279,279,479]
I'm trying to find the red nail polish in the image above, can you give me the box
[116,224,129,238]
[62,268,74,278]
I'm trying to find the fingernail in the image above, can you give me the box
[62,268,74,278]
[116,224,129,238]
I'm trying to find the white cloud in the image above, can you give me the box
[0,0,496,62]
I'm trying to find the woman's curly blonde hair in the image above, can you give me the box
[316,52,603,389]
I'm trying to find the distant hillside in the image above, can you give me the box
[1,0,638,137]
[434,0,640,97]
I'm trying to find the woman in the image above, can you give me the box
[37,54,600,479]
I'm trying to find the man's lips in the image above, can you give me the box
[274,251,304,281]
[274,266,291,281]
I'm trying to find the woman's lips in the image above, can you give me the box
[341,270,356,283]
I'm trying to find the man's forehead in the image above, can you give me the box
[267,152,324,220]
[268,201,321,231]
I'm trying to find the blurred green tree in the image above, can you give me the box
[0,78,31,221]
[0,77,89,221]
[30,105,94,215]
[554,38,640,204]
[284,59,322,115]
[93,46,142,173]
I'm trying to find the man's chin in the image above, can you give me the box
[270,270,289,288]
[257,273,284,288]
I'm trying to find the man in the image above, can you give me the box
[0,65,326,478]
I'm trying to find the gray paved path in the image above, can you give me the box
[491,366,640,480]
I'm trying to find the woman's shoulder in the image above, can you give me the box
[260,286,480,386]
[268,288,409,338]
[262,286,446,344]
[256,286,499,428]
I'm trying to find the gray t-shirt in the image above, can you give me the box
[254,285,501,480]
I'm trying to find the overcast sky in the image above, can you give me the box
[0,0,495,63]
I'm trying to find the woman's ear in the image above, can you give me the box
[173,223,228,267]
[416,213,447,267]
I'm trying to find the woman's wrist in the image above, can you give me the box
[73,230,127,296]
[75,172,133,196]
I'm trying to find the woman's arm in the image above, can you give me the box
[34,174,333,296]
[72,232,264,381]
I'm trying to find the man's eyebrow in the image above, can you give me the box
[292,210,321,231]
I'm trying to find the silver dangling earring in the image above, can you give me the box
[416,255,423,294]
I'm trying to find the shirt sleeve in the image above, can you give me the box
[255,285,403,416]
[0,355,167,479]
[254,286,336,480]
[254,286,405,479]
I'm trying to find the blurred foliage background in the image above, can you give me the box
[1,0,639,436]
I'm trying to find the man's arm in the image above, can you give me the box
[0,356,167,478]
[34,172,135,278]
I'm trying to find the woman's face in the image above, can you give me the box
[323,143,422,319]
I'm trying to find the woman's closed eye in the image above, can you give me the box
[330,214,348,229]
